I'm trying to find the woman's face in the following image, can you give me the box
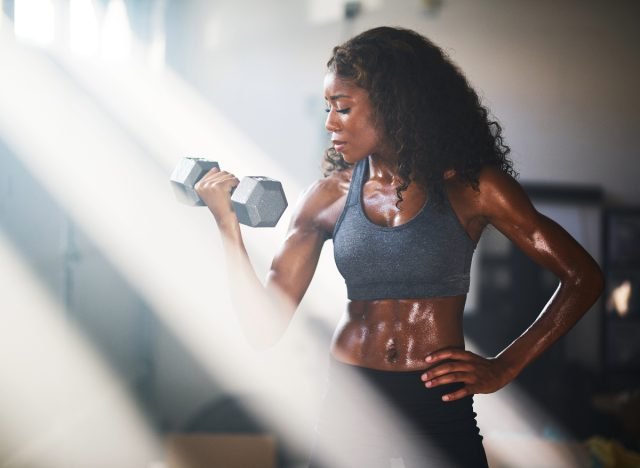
[324,72,381,164]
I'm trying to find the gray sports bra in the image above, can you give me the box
[332,157,476,301]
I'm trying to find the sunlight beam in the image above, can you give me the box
[0,22,588,467]
[0,230,159,467]
[14,0,55,47]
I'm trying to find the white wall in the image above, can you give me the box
[173,0,640,204]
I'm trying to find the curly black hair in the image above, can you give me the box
[323,26,517,207]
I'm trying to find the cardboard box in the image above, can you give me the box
[165,433,276,468]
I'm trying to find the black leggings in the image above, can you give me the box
[308,357,489,468]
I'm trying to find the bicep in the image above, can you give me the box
[265,183,330,307]
[266,225,326,307]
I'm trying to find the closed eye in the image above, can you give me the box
[324,107,351,114]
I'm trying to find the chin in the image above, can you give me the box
[342,153,367,165]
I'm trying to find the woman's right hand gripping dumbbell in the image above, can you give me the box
[194,167,241,227]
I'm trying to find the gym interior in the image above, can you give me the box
[1,0,639,467]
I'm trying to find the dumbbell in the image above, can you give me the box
[170,157,288,227]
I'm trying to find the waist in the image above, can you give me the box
[345,276,470,301]
[331,296,466,371]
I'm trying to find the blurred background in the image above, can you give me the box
[1,0,639,467]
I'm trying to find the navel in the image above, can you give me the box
[385,338,398,363]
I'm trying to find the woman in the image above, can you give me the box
[194,27,604,467]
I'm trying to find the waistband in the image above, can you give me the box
[327,356,466,401]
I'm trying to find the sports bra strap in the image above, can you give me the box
[346,158,366,207]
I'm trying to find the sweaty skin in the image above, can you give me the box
[195,72,604,401]
[314,164,477,372]
[333,298,466,370]
[319,72,487,371]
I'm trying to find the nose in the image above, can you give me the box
[325,109,341,133]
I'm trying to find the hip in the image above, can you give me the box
[310,357,488,467]
[317,356,481,436]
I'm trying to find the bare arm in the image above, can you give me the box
[195,168,333,349]
[478,168,605,377]
[423,168,604,400]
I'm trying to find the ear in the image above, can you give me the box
[443,168,457,180]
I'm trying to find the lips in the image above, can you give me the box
[332,140,346,152]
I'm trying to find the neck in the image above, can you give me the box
[368,153,403,185]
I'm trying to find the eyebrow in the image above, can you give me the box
[326,94,352,101]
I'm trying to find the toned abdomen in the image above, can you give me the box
[330,296,467,371]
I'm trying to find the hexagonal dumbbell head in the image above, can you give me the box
[231,176,288,227]
[169,157,219,206]
[170,157,288,228]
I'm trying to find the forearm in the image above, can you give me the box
[217,216,294,349]
[495,268,604,379]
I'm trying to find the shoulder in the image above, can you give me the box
[290,168,353,232]
[444,166,536,239]
[300,168,352,209]
[473,166,538,226]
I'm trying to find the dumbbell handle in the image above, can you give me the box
[170,158,288,227]
[172,158,258,206]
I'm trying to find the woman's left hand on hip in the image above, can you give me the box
[421,348,514,402]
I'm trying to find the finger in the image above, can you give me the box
[212,175,240,188]
[197,169,233,186]
[425,348,473,365]
[424,371,474,388]
[425,348,470,361]
[195,175,239,191]
[195,168,221,184]
[199,172,236,186]
[442,387,471,402]
[421,362,475,381]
